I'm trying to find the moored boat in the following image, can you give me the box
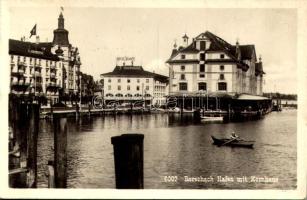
[211,135,254,148]
[201,116,223,122]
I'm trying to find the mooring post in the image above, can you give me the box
[26,103,40,188]
[53,115,67,188]
[47,160,55,188]
[111,134,144,189]
[50,103,54,119]
[18,102,29,187]
[88,103,91,116]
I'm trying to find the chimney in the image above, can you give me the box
[131,60,134,66]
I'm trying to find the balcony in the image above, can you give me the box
[32,71,42,77]
[18,68,25,74]
[50,64,56,69]
[34,64,42,69]
[17,61,26,67]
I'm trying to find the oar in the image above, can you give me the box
[219,138,237,147]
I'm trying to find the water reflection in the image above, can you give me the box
[37,110,297,189]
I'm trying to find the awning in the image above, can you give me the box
[237,94,269,100]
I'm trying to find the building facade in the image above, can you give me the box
[9,39,62,103]
[9,11,81,104]
[100,63,168,106]
[51,12,81,95]
[166,31,265,97]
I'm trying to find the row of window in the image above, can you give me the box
[108,85,150,91]
[180,65,225,71]
[179,53,225,60]
[179,74,225,80]
[105,93,152,97]
[178,82,227,91]
[108,78,150,83]
[11,55,57,66]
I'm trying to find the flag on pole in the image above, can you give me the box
[30,24,36,38]
[61,6,64,12]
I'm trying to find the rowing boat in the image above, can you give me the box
[211,135,254,148]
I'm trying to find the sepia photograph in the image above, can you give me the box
[0,0,306,199]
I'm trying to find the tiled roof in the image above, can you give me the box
[166,31,258,71]
[203,31,249,71]
[166,43,199,63]
[101,65,169,83]
[9,39,59,61]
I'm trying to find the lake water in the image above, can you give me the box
[37,110,297,189]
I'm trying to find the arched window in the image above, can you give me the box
[198,82,207,91]
[134,93,142,97]
[179,82,188,91]
[125,93,133,97]
[145,93,151,97]
[115,93,123,97]
[105,93,114,97]
[218,82,227,91]
[219,74,225,80]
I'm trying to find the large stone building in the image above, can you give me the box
[100,61,168,106]
[166,31,265,97]
[9,11,81,104]
[51,12,81,95]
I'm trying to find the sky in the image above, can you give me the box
[8,6,297,94]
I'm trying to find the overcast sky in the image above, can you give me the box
[9,7,297,94]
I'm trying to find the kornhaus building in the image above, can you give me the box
[100,61,168,106]
[166,31,265,97]
[9,12,81,103]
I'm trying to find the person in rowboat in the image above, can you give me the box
[230,132,239,140]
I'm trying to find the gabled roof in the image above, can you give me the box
[202,31,249,71]
[166,43,199,63]
[9,39,59,61]
[166,31,261,72]
[101,65,169,83]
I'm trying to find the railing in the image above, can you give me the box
[50,64,56,69]
[32,71,42,77]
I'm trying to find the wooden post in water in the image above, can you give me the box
[50,103,54,119]
[9,99,40,188]
[26,103,40,188]
[47,160,55,188]
[53,115,67,188]
[88,103,91,116]
[111,134,144,189]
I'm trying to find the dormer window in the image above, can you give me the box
[220,54,225,59]
[181,54,186,59]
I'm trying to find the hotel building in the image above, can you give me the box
[166,31,265,97]
[100,61,168,106]
[9,12,81,103]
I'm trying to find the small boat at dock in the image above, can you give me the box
[201,116,223,122]
[211,135,254,148]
